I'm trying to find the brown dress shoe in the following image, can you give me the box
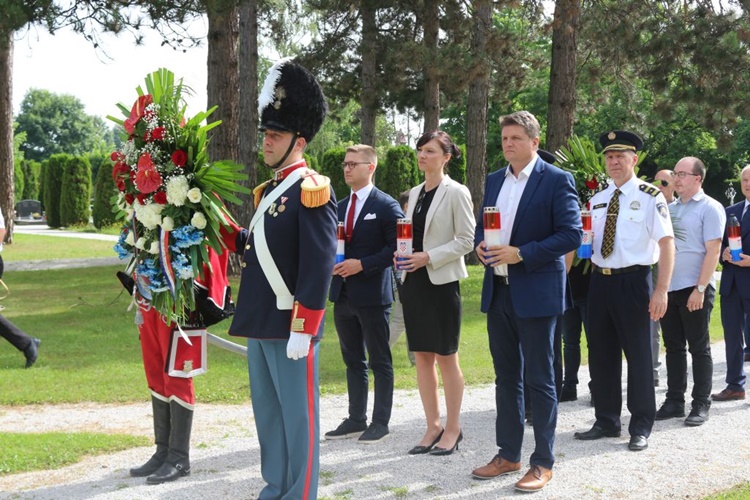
[711,388,746,401]
[471,455,522,480]
[515,465,553,492]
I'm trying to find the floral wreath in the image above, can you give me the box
[108,68,249,325]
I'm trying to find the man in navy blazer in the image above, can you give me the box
[471,111,581,493]
[325,144,404,443]
[715,165,750,401]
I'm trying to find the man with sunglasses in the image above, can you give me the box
[655,169,676,203]
[656,158,724,426]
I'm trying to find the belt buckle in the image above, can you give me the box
[601,268,612,276]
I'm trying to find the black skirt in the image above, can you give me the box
[400,267,461,355]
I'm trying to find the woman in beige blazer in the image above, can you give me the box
[397,130,475,456]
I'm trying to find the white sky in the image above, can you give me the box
[12,21,209,123]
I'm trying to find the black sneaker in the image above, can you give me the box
[655,401,685,420]
[358,422,389,444]
[684,404,709,427]
[325,418,367,440]
[24,338,41,369]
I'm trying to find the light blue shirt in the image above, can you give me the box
[668,189,725,291]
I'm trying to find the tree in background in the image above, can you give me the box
[20,159,40,200]
[379,145,419,199]
[43,153,68,228]
[60,155,91,226]
[15,89,113,162]
[92,155,117,228]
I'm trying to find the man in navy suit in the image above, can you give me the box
[714,165,750,401]
[325,144,404,444]
[471,111,581,492]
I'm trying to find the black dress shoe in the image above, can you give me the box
[408,429,443,455]
[429,430,462,456]
[628,435,648,451]
[655,401,685,420]
[574,425,621,440]
[684,404,709,427]
[24,338,41,368]
[560,385,578,402]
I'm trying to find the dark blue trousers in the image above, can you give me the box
[561,298,590,386]
[247,340,319,500]
[487,282,557,470]
[719,284,749,391]
[333,287,393,426]
[588,267,655,437]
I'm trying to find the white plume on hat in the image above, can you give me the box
[258,57,293,115]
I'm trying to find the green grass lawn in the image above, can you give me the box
[3,233,117,261]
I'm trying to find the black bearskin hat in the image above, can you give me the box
[258,59,328,142]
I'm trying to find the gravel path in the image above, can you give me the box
[1,344,749,499]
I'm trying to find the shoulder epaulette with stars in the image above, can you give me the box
[593,181,609,194]
[300,170,331,208]
[252,180,272,209]
[638,181,660,197]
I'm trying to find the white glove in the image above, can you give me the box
[286,332,312,360]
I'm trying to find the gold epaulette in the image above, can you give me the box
[253,180,271,209]
[300,170,331,208]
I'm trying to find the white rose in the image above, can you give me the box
[135,237,146,250]
[191,212,207,230]
[134,200,164,230]
[161,216,175,232]
[187,187,202,203]
[125,232,135,246]
[148,241,160,254]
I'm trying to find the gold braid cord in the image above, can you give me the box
[300,171,331,208]
[253,180,271,209]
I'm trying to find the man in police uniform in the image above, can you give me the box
[574,130,674,452]
[222,60,337,500]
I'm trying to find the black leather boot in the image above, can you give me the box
[147,400,193,485]
[130,396,170,477]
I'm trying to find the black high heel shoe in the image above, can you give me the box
[408,429,444,455]
[429,430,463,456]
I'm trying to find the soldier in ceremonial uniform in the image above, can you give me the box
[222,60,337,500]
[574,131,674,452]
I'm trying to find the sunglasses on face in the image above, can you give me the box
[658,180,670,187]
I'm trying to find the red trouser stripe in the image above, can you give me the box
[302,343,315,500]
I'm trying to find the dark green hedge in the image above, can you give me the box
[60,155,91,226]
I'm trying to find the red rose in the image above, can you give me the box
[136,193,147,205]
[150,127,166,141]
[124,94,153,135]
[171,149,187,167]
[585,176,599,190]
[125,193,135,205]
[153,190,168,204]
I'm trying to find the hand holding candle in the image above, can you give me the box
[397,218,413,281]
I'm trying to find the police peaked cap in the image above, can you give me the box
[537,149,556,164]
[599,130,644,153]
[258,59,328,142]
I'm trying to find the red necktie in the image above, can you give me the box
[346,193,357,242]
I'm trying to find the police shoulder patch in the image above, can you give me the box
[300,170,331,208]
[657,202,669,218]
[594,181,609,194]
[639,182,660,197]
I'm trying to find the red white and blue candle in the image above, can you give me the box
[577,210,593,259]
[336,222,346,264]
[397,218,412,280]
[728,214,742,262]
[483,207,501,247]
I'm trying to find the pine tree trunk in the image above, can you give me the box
[237,0,258,228]
[546,0,580,153]
[465,0,491,266]
[359,0,378,146]
[422,0,440,132]
[0,32,14,243]
[206,2,239,163]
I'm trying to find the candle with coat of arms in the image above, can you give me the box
[396,218,412,280]
[577,211,593,258]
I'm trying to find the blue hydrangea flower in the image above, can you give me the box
[171,225,204,249]
[114,232,133,259]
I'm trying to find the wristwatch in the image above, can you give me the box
[696,284,706,293]
[516,248,524,262]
